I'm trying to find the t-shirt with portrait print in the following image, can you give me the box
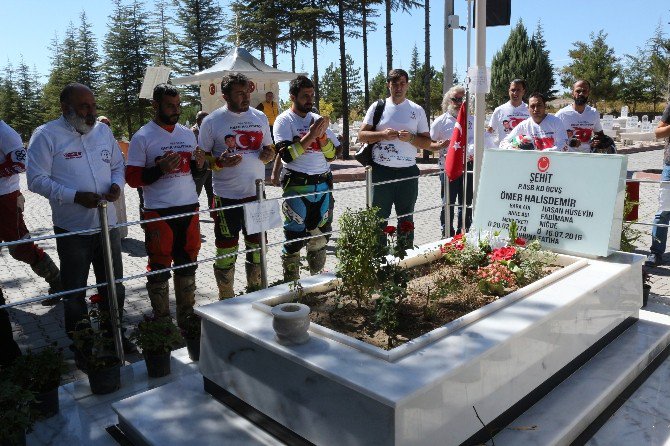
[555,104,603,153]
[127,121,199,209]
[500,114,569,152]
[362,98,429,168]
[489,101,529,143]
[199,106,273,199]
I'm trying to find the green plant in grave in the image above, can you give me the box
[620,191,642,253]
[336,207,384,307]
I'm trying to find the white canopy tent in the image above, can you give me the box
[171,47,305,113]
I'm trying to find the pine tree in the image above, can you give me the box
[320,55,362,120]
[369,67,388,101]
[0,64,20,128]
[407,46,423,102]
[150,0,177,67]
[78,11,100,91]
[174,0,228,73]
[618,52,651,113]
[382,0,422,73]
[11,60,43,140]
[646,22,670,111]
[488,20,532,108]
[561,30,620,104]
[101,0,153,137]
[527,22,555,100]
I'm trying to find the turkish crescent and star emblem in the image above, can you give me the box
[234,129,263,150]
[209,83,216,95]
[537,156,550,172]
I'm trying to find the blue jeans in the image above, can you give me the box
[55,227,125,338]
[651,165,670,255]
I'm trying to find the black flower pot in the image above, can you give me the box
[643,284,651,307]
[143,351,171,378]
[1,429,26,446]
[33,387,59,419]
[88,357,122,395]
[185,337,200,362]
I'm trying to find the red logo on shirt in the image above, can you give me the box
[64,151,82,159]
[234,129,263,151]
[533,137,555,151]
[209,83,216,95]
[573,127,592,143]
[537,156,550,172]
[509,117,525,128]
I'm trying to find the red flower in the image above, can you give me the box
[399,221,415,233]
[514,237,526,246]
[383,225,396,235]
[488,246,516,262]
[452,233,463,241]
[89,294,103,304]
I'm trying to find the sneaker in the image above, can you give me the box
[645,253,663,267]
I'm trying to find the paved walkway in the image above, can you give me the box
[1,145,667,384]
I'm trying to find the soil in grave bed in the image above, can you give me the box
[292,259,560,350]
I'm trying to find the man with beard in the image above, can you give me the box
[199,73,275,298]
[556,80,605,153]
[487,79,530,144]
[272,75,340,281]
[27,83,133,353]
[429,86,474,235]
[500,92,569,152]
[0,119,63,306]
[126,83,205,328]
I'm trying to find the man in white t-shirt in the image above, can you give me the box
[272,75,340,281]
[27,83,130,352]
[500,92,569,152]
[0,120,63,306]
[358,68,431,248]
[126,83,205,328]
[199,73,275,298]
[488,79,530,144]
[555,79,605,153]
[429,86,475,236]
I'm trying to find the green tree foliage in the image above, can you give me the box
[0,64,21,128]
[229,0,282,68]
[320,55,363,120]
[150,0,177,67]
[369,67,388,101]
[646,22,670,111]
[100,0,153,138]
[382,0,422,73]
[173,0,228,73]
[488,20,554,108]
[561,30,620,104]
[78,11,100,91]
[12,61,43,140]
[618,52,652,113]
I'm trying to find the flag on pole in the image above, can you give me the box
[444,102,467,180]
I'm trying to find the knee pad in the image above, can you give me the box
[215,246,238,270]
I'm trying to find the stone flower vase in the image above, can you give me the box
[271,303,311,345]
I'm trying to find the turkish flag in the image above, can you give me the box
[235,129,263,151]
[444,103,467,180]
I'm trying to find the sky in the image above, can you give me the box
[0,0,669,98]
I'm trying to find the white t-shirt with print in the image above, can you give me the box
[273,109,340,175]
[127,121,198,209]
[489,101,530,143]
[362,98,429,168]
[555,105,603,153]
[500,115,569,152]
[0,120,25,195]
[430,112,474,169]
[199,106,273,199]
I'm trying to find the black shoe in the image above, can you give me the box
[645,253,663,267]
[41,295,62,306]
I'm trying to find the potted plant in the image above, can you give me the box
[180,312,201,361]
[71,297,122,394]
[5,344,65,419]
[0,380,36,446]
[131,314,183,378]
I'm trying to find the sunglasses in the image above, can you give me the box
[451,97,464,102]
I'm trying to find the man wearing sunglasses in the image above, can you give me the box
[488,79,529,143]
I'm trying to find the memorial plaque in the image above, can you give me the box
[473,149,627,257]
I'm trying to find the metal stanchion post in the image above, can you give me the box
[443,173,450,239]
[365,166,373,208]
[97,201,125,365]
[255,179,269,289]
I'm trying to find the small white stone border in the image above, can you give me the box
[252,240,588,362]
